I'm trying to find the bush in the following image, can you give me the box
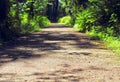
[87,30,120,55]
[10,14,51,34]
[58,16,72,26]
[73,5,101,32]
[105,37,120,55]
[38,16,51,27]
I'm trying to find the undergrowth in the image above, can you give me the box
[86,31,120,55]
[12,15,51,34]
[59,15,120,55]
[58,16,72,26]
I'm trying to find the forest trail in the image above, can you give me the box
[0,23,120,82]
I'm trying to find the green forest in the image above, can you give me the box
[0,0,120,55]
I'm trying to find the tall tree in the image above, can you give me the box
[0,0,12,41]
[47,0,59,22]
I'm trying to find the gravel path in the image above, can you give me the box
[0,23,120,82]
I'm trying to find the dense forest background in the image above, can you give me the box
[0,0,120,54]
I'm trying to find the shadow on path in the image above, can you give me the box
[0,23,104,66]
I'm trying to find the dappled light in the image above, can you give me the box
[0,23,119,81]
[0,0,120,81]
[0,24,104,66]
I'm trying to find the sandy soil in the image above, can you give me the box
[0,23,120,82]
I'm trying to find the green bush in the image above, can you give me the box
[38,16,51,27]
[2,0,50,37]
[87,30,120,55]
[73,24,83,31]
[9,12,51,34]
[20,16,50,34]
[73,5,100,32]
[104,37,120,55]
[58,16,72,26]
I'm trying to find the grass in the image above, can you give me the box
[86,30,120,56]
[104,37,120,55]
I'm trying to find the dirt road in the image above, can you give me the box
[0,23,120,82]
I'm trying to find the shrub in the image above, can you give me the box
[58,16,72,26]
[38,16,51,27]
[104,36,120,55]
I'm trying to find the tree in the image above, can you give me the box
[0,0,12,41]
[47,0,59,22]
[0,0,50,41]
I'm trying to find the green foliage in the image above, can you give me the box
[0,0,51,42]
[0,0,120,55]
[105,37,120,55]
[20,12,29,25]
[60,0,120,55]
[8,0,50,34]
[87,30,120,55]
[73,24,83,31]
[73,8,97,32]
[73,1,102,32]
[38,16,51,27]
[58,16,72,26]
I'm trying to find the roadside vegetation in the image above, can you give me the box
[0,0,120,55]
[58,0,120,55]
[0,0,50,42]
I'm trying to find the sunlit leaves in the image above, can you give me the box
[20,12,29,25]
[8,0,50,34]
[58,16,72,26]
